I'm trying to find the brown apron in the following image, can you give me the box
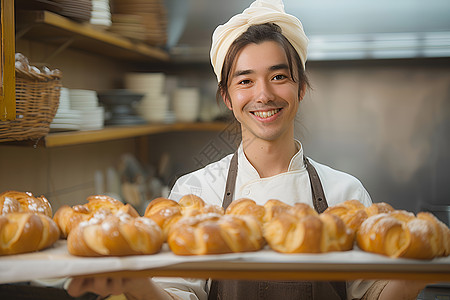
[208,152,347,300]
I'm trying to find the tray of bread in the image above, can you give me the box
[1,191,449,284]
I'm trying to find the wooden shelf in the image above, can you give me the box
[43,122,230,147]
[15,10,169,62]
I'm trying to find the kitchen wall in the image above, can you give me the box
[300,59,450,215]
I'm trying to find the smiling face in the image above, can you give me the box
[224,40,304,144]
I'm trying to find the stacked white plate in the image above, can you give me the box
[69,89,105,131]
[139,93,169,123]
[90,0,112,29]
[124,72,169,123]
[124,72,165,94]
[173,87,200,122]
[50,87,82,132]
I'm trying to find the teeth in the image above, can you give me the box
[253,109,280,118]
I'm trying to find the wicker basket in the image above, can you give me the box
[0,66,62,142]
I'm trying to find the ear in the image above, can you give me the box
[221,91,233,110]
[299,83,307,102]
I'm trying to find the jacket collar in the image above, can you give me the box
[237,139,305,180]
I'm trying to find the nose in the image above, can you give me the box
[255,80,274,103]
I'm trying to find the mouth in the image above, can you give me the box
[251,108,281,119]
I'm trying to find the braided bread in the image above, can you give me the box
[167,213,264,255]
[0,190,52,217]
[0,212,60,255]
[263,206,354,254]
[324,200,394,232]
[226,198,295,223]
[53,195,139,238]
[144,195,224,240]
[356,210,450,259]
[67,212,163,257]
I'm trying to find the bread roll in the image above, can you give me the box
[324,200,394,232]
[53,195,139,238]
[144,195,224,240]
[0,190,52,217]
[144,197,183,239]
[67,212,163,257]
[263,208,354,254]
[356,210,450,259]
[226,198,266,222]
[226,198,293,223]
[168,213,264,255]
[0,212,60,255]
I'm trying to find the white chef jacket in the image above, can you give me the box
[154,140,374,300]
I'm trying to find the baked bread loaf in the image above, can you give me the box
[226,198,295,223]
[167,213,264,255]
[264,207,354,253]
[53,195,139,238]
[357,210,450,259]
[178,194,223,216]
[324,200,394,232]
[0,212,60,255]
[0,190,52,217]
[226,198,266,222]
[144,197,182,239]
[144,195,224,240]
[67,212,163,257]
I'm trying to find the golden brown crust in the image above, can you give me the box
[262,199,293,222]
[263,207,354,254]
[167,213,264,255]
[144,195,224,241]
[0,212,60,255]
[225,198,296,224]
[324,200,394,232]
[144,197,183,239]
[356,210,450,259]
[226,198,266,223]
[0,190,52,217]
[67,212,163,257]
[53,195,139,238]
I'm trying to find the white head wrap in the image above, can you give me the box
[210,0,308,83]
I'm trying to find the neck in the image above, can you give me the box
[242,133,298,178]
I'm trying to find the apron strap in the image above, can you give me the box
[222,150,238,210]
[303,157,328,213]
[221,151,329,213]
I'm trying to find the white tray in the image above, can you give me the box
[1,241,449,284]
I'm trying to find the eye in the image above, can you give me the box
[273,74,287,81]
[238,79,251,85]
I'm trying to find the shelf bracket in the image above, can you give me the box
[15,24,34,40]
[43,36,76,62]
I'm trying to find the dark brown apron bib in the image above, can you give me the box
[208,151,347,300]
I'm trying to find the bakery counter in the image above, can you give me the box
[1,241,449,284]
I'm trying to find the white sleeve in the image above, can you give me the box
[347,279,375,300]
[153,277,208,300]
[169,173,198,202]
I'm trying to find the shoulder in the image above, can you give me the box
[169,153,233,203]
[308,157,372,206]
[308,158,360,184]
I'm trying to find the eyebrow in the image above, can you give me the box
[232,63,290,78]
[270,63,289,71]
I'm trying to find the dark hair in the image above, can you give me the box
[216,22,310,104]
